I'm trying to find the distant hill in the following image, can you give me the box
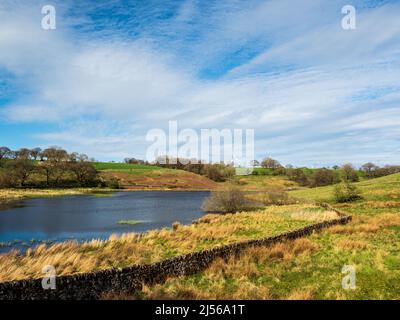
[96,162,218,190]
[290,173,400,203]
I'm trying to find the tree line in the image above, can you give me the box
[0,146,101,188]
[255,157,400,187]
[153,156,235,182]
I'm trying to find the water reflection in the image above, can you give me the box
[0,191,209,253]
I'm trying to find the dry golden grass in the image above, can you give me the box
[328,213,400,235]
[0,188,113,201]
[289,210,338,221]
[134,174,400,300]
[362,201,400,209]
[336,239,369,250]
[228,175,298,192]
[136,239,319,300]
[287,288,315,300]
[0,204,333,282]
[137,211,400,300]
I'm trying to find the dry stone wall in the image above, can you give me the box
[0,213,351,300]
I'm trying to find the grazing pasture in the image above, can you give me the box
[132,174,400,300]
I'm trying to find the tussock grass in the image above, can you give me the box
[135,174,400,300]
[134,238,319,300]
[137,213,400,300]
[0,188,114,201]
[0,203,332,283]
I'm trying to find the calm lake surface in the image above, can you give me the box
[0,191,209,253]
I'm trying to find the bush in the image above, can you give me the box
[341,164,359,182]
[67,162,98,186]
[0,171,14,188]
[311,169,340,187]
[202,164,235,182]
[202,185,257,213]
[259,185,296,206]
[103,178,121,189]
[5,159,36,187]
[365,165,400,179]
[261,157,281,169]
[333,181,362,203]
[272,167,287,176]
[172,221,181,231]
[287,168,310,186]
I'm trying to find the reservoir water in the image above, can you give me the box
[0,191,209,253]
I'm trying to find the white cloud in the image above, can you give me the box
[1,0,400,165]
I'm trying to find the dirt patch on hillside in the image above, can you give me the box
[100,170,218,190]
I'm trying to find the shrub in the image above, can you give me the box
[105,178,121,189]
[259,185,296,206]
[333,181,362,203]
[311,169,340,187]
[203,164,235,182]
[261,157,281,169]
[202,185,257,213]
[287,168,310,186]
[364,165,400,179]
[341,164,359,182]
[5,159,36,186]
[172,221,181,231]
[67,162,98,186]
[0,171,14,188]
[272,167,287,176]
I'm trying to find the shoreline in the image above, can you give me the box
[0,187,213,203]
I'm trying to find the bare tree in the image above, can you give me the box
[77,153,89,162]
[0,147,11,160]
[17,148,31,160]
[5,159,36,186]
[30,147,42,160]
[311,168,340,187]
[361,162,378,173]
[68,162,98,186]
[42,147,68,162]
[251,160,260,167]
[68,152,79,162]
[261,157,281,169]
[342,163,359,182]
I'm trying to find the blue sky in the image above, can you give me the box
[0,0,399,166]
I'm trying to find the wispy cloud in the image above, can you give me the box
[0,0,399,165]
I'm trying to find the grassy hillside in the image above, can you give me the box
[132,174,400,300]
[291,173,400,204]
[100,169,217,190]
[229,174,298,192]
[93,162,163,171]
[92,162,217,190]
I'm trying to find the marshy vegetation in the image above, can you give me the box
[0,203,335,282]
[1,146,399,299]
[128,173,400,300]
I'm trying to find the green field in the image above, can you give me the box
[290,173,400,205]
[252,166,365,178]
[93,162,163,171]
[134,174,400,300]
